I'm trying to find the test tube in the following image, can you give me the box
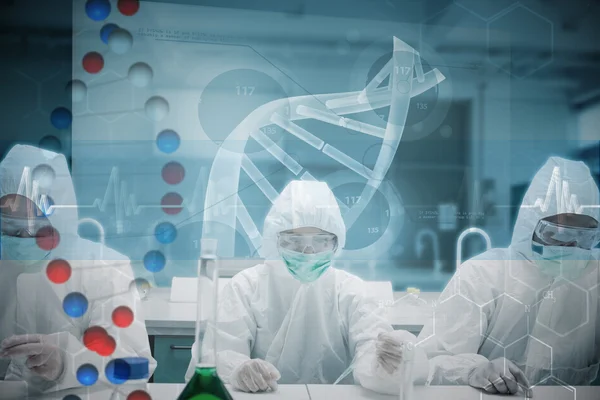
[194,238,219,367]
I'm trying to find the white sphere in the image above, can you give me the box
[130,278,151,297]
[145,96,169,121]
[128,62,153,88]
[108,28,133,55]
[32,164,56,189]
[66,79,87,102]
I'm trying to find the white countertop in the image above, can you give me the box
[25,384,598,400]
[143,288,198,336]
[306,385,596,400]
[142,288,438,336]
[22,383,309,400]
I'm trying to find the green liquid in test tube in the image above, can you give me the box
[177,239,233,400]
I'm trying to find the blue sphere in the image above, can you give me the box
[100,23,119,44]
[143,250,166,273]
[76,364,98,386]
[63,292,88,318]
[105,359,129,384]
[156,130,180,154]
[85,0,111,22]
[154,222,177,244]
[50,107,72,129]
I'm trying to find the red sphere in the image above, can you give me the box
[161,192,183,215]
[112,306,134,328]
[46,259,72,284]
[83,326,108,352]
[118,0,140,16]
[127,390,152,400]
[95,335,116,357]
[82,52,104,74]
[161,162,185,185]
[36,226,60,251]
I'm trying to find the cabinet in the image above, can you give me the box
[152,336,194,383]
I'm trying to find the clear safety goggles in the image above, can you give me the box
[277,232,338,254]
[533,219,600,250]
[0,216,52,238]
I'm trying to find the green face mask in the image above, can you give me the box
[531,243,592,280]
[279,248,334,283]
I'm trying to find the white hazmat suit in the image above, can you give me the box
[0,145,156,393]
[186,180,428,393]
[419,157,600,387]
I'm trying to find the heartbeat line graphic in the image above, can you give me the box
[2,165,260,234]
[522,166,600,213]
[49,166,211,234]
[0,166,52,216]
[44,167,143,233]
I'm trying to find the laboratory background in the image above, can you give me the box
[1,0,599,388]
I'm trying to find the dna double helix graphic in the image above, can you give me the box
[201,37,446,258]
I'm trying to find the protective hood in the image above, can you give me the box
[261,180,346,260]
[0,145,78,249]
[511,157,600,259]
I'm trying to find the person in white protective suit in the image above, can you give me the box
[419,157,600,396]
[0,145,156,393]
[185,180,429,393]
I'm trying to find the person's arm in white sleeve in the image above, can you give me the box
[5,258,157,393]
[185,274,256,383]
[337,275,428,395]
[418,261,494,385]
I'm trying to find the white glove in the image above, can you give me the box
[0,334,65,382]
[375,331,409,375]
[468,357,533,398]
[231,359,281,393]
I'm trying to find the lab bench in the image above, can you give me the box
[28,383,600,399]
[143,288,438,383]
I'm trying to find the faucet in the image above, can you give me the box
[455,227,492,272]
[416,229,443,275]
